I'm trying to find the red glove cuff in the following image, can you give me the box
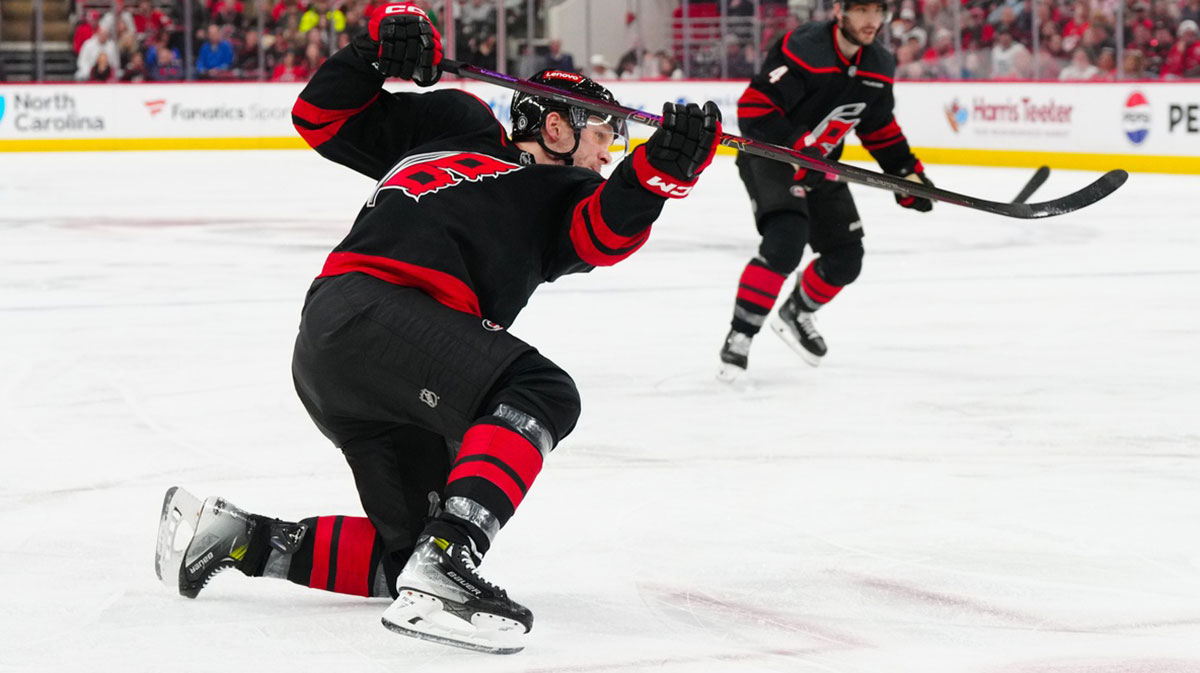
[630,145,698,199]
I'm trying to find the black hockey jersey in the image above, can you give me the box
[292,48,680,327]
[737,20,918,174]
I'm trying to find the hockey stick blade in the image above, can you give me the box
[1013,165,1050,204]
[441,59,1128,219]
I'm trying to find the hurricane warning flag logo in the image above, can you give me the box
[369,151,524,205]
[1123,92,1150,145]
[944,99,968,133]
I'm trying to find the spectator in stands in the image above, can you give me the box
[132,0,172,39]
[728,42,758,79]
[1161,19,1200,77]
[271,49,307,81]
[1094,45,1118,79]
[1059,46,1099,79]
[303,42,326,72]
[459,0,495,42]
[89,51,117,82]
[197,24,235,79]
[116,22,139,67]
[544,38,575,72]
[238,28,270,78]
[1062,2,1090,52]
[210,0,246,30]
[514,43,543,78]
[73,10,100,54]
[1035,34,1065,78]
[990,24,1031,78]
[149,36,184,80]
[994,5,1029,45]
[588,54,615,80]
[75,27,121,81]
[961,6,994,51]
[100,0,136,37]
[273,0,305,27]
[1183,0,1200,24]
[121,51,148,82]
[615,48,644,79]
[299,0,346,33]
[653,50,682,79]
[1122,48,1150,78]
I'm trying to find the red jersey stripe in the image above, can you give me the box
[447,460,528,510]
[331,517,376,597]
[308,516,334,591]
[292,93,381,149]
[740,263,787,296]
[456,424,544,490]
[318,251,482,317]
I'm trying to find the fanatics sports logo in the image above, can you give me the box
[144,99,167,116]
[370,151,524,205]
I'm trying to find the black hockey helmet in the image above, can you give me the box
[511,69,628,165]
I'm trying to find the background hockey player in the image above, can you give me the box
[718,0,934,380]
[154,2,721,655]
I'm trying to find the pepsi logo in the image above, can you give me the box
[1123,91,1150,145]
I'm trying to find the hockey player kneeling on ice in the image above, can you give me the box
[717,0,934,382]
[154,2,722,656]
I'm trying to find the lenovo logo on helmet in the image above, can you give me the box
[541,71,584,83]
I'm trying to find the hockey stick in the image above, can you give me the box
[1012,165,1050,204]
[441,59,1126,219]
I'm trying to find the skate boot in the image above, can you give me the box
[381,535,532,654]
[770,294,827,367]
[154,486,305,598]
[717,329,753,382]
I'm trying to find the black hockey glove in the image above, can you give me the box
[637,101,722,194]
[892,159,934,212]
[360,3,442,86]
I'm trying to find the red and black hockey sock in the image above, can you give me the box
[431,418,545,555]
[795,258,844,311]
[280,516,395,598]
[731,257,787,335]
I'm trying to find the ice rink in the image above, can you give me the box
[2,150,1198,673]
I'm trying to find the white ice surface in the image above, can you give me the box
[1,151,1198,673]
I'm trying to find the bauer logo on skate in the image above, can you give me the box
[369,151,524,205]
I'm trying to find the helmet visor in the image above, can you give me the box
[586,115,630,167]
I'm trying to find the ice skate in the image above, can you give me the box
[717,329,753,382]
[381,536,532,655]
[155,487,256,598]
[770,294,827,367]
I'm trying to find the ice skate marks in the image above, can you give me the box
[381,588,526,655]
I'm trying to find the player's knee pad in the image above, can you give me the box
[480,350,581,451]
[757,211,808,274]
[816,242,864,287]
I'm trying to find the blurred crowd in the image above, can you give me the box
[884,0,1200,79]
[67,0,1200,82]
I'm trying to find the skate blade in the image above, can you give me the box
[381,589,525,655]
[768,317,823,368]
[154,486,203,592]
[716,362,745,383]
